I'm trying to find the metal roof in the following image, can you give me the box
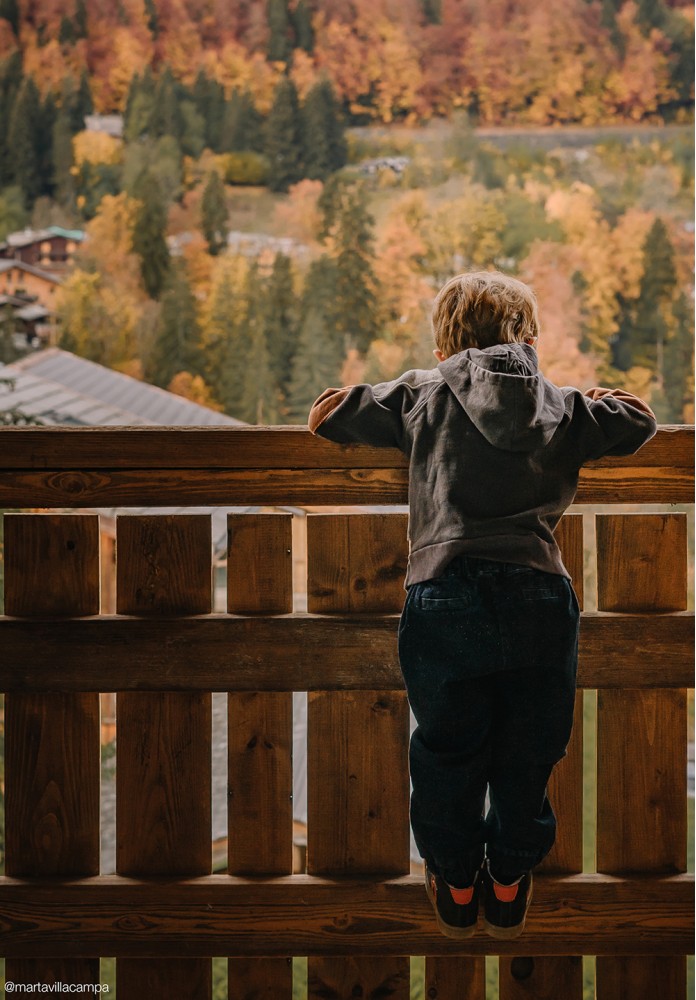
[0,259,64,283]
[6,348,244,426]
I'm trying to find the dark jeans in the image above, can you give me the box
[398,555,579,887]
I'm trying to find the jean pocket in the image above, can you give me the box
[519,577,571,602]
[412,577,473,612]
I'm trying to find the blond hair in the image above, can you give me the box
[432,271,540,357]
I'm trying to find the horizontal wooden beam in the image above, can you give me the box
[0,873,691,958]
[0,427,691,505]
[0,613,692,691]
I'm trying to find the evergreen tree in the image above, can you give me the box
[0,53,23,188]
[264,77,304,192]
[75,69,93,127]
[612,218,677,376]
[203,263,247,417]
[221,89,263,153]
[240,262,279,423]
[193,71,225,151]
[267,0,292,63]
[421,0,442,24]
[144,0,159,37]
[150,66,184,140]
[59,14,76,45]
[74,0,88,38]
[37,91,57,198]
[132,170,170,299]
[322,181,380,353]
[292,0,314,52]
[0,0,19,36]
[148,262,205,388]
[264,252,299,393]
[201,170,228,255]
[52,104,75,209]
[124,70,156,141]
[286,257,343,421]
[656,292,694,422]
[302,77,347,180]
[6,76,41,207]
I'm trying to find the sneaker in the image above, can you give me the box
[481,862,533,939]
[425,865,481,939]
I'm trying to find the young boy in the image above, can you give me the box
[307,271,656,940]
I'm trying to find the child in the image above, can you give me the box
[307,271,656,940]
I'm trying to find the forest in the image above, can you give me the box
[0,0,693,425]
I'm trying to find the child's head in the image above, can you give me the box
[432,270,540,359]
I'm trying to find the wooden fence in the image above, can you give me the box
[0,425,693,1000]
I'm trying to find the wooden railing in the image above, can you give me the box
[0,425,693,1000]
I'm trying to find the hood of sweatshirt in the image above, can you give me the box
[438,342,566,452]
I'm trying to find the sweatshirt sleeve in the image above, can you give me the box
[573,387,658,462]
[308,375,422,450]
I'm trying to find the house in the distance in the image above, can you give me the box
[0,225,85,271]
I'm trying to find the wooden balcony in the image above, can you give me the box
[0,425,693,999]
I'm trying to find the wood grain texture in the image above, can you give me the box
[0,457,692,506]
[115,515,212,999]
[227,513,293,615]
[227,958,293,998]
[595,956,686,1000]
[553,514,584,609]
[499,956,583,1000]
[1,612,692,691]
[117,958,212,999]
[596,513,687,612]
[227,514,294,996]
[595,514,688,1000]
[308,956,410,999]
[306,514,410,996]
[424,957,485,999]
[0,425,690,471]
[0,873,691,958]
[2,514,100,990]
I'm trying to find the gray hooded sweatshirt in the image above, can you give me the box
[309,343,657,586]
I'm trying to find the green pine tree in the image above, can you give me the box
[302,77,347,180]
[144,0,159,37]
[193,71,225,151]
[658,292,694,422]
[75,69,93,126]
[221,89,263,153]
[147,262,205,388]
[52,103,75,209]
[263,252,299,394]
[421,0,442,24]
[74,0,88,38]
[6,76,41,207]
[150,66,184,140]
[323,181,380,354]
[292,0,314,52]
[239,262,279,423]
[132,170,171,299]
[37,91,57,198]
[203,267,247,417]
[0,0,19,36]
[267,0,292,62]
[264,77,304,192]
[59,14,76,44]
[286,304,343,422]
[201,170,228,255]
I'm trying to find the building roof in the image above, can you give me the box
[6,348,244,426]
[0,259,64,284]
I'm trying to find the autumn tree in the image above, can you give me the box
[147,261,205,388]
[132,170,170,299]
[52,103,76,209]
[201,170,228,255]
[264,76,304,192]
[286,304,344,421]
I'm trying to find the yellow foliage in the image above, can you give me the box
[168,372,223,410]
[106,27,153,112]
[72,130,124,167]
[273,179,324,245]
[289,49,319,100]
[206,43,282,114]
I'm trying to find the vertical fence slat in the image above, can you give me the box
[425,957,486,999]
[116,515,212,1000]
[227,513,294,999]
[4,513,100,989]
[498,515,584,1000]
[595,513,687,1000]
[307,513,410,1000]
